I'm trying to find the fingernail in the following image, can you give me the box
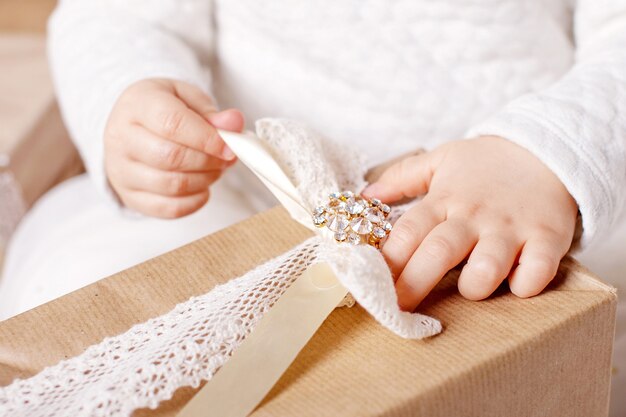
[396,293,413,312]
[362,183,381,197]
[209,109,245,132]
[395,281,420,312]
[221,145,236,160]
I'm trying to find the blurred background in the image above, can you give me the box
[0,0,54,32]
[0,0,84,269]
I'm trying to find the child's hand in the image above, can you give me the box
[363,136,578,311]
[104,79,244,218]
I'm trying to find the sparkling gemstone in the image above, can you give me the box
[346,199,365,215]
[327,199,347,212]
[313,206,326,215]
[363,207,383,224]
[381,204,391,214]
[313,215,326,227]
[350,217,373,234]
[348,233,362,245]
[372,227,387,239]
[334,231,347,242]
[342,190,354,199]
[370,198,381,206]
[329,191,342,199]
[382,221,393,232]
[327,214,350,232]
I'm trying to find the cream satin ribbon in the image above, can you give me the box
[218,130,314,231]
[176,130,349,417]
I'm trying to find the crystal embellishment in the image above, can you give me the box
[373,227,386,239]
[350,217,373,235]
[363,207,383,224]
[313,215,326,227]
[327,214,349,232]
[348,233,362,245]
[312,190,393,248]
[346,199,365,215]
[328,199,347,212]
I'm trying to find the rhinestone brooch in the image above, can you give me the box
[312,191,392,248]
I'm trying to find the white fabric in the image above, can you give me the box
[0,119,440,417]
[0,163,274,318]
[47,0,626,247]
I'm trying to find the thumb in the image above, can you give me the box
[207,109,245,132]
[362,151,437,203]
[171,80,245,132]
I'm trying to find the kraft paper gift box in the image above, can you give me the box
[0,34,83,252]
[0,205,617,417]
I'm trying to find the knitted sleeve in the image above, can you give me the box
[48,0,214,200]
[466,0,626,247]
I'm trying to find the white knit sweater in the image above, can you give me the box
[47,0,626,247]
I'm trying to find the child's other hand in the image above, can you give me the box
[363,137,578,311]
[104,79,244,218]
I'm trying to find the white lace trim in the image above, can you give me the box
[0,119,441,417]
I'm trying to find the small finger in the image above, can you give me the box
[458,234,521,300]
[207,109,245,132]
[381,201,444,278]
[121,125,229,172]
[118,161,220,197]
[171,81,245,132]
[508,237,567,298]
[395,219,477,311]
[120,189,210,219]
[137,89,233,160]
[362,150,443,203]
[171,81,218,119]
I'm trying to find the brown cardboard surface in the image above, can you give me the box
[0,207,617,417]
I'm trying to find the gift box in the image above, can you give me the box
[0,204,616,417]
[0,34,83,252]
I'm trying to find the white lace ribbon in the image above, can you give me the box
[221,119,442,339]
[0,119,441,417]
